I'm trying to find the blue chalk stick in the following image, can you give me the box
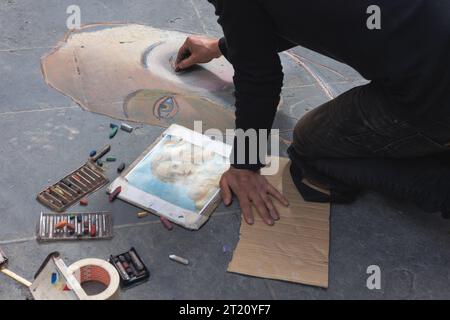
[51,272,58,284]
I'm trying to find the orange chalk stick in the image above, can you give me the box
[55,220,68,230]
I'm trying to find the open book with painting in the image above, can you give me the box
[107,125,231,230]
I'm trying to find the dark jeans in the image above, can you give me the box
[288,82,450,216]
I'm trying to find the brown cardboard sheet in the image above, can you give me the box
[228,157,330,288]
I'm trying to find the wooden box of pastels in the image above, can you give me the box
[37,160,109,212]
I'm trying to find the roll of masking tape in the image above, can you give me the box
[67,258,120,300]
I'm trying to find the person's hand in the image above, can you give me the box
[220,167,289,226]
[175,36,222,71]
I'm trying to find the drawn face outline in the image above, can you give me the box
[42,24,237,132]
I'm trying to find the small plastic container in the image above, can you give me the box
[109,247,150,289]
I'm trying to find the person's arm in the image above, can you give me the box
[175,1,289,226]
[218,35,296,60]
[211,0,289,225]
[211,0,284,170]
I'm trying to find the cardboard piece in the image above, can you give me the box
[30,253,83,300]
[227,157,330,288]
[30,253,120,300]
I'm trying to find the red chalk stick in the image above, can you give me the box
[109,186,122,202]
[160,216,173,231]
[80,198,88,206]
[90,224,97,237]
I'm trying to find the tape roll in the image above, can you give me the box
[67,258,120,300]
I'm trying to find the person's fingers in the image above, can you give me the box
[262,194,280,221]
[249,192,274,226]
[236,193,254,225]
[266,183,289,206]
[176,40,190,64]
[176,54,197,70]
[220,176,232,206]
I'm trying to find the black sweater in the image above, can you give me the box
[208,0,450,170]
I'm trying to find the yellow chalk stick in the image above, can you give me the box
[137,211,149,218]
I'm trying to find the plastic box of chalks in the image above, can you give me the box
[107,124,232,230]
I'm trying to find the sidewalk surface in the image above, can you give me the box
[0,0,449,299]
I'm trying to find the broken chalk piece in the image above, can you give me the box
[109,186,122,202]
[120,123,134,133]
[91,144,111,162]
[97,159,103,167]
[160,216,173,231]
[80,198,88,206]
[106,157,117,162]
[89,150,97,157]
[109,126,119,139]
[169,255,189,265]
[138,211,149,218]
[117,163,126,173]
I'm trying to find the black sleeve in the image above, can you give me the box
[209,0,285,170]
[218,37,228,59]
[274,36,297,53]
[218,35,296,60]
